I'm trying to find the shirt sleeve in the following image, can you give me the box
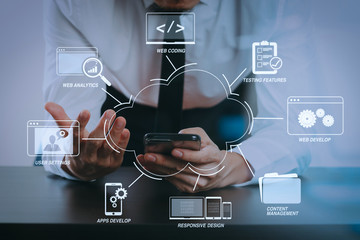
[232,0,316,186]
[42,1,106,179]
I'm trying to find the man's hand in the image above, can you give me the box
[45,102,130,181]
[138,127,253,192]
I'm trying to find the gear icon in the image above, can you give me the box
[298,110,316,128]
[110,195,117,203]
[316,108,325,118]
[115,187,128,200]
[322,115,334,127]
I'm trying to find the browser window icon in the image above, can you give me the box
[287,96,344,135]
[56,47,98,76]
[27,120,80,157]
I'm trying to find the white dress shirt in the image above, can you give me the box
[43,0,314,184]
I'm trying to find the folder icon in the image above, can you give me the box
[259,173,301,204]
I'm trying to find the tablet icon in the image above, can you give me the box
[205,196,222,220]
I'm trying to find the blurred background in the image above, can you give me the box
[0,0,359,167]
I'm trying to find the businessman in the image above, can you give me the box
[43,0,313,192]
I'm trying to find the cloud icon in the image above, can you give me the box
[103,64,253,178]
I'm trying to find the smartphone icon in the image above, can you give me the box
[222,202,232,220]
[105,183,123,216]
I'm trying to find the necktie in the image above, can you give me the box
[155,14,185,132]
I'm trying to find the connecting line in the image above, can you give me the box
[166,55,177,70]
[154,62,197,83]
[189,166,225,191]
[193,175,200,192]
[254,117,284,120]
[101,88,122,104]
[128,173,144,188]
[82,138,105,141]
[103,119,122,153]
[230,68,247,88]
[114,95,133,108]
[222,75,238,96]
[235,145,255,177]
[149,78,167,82]
[244,101,254,135]
[133,162,162,181]
[222,68,247,97]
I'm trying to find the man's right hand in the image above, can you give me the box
[45,102,130,181]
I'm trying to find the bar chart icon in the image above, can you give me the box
[87,66,98,74]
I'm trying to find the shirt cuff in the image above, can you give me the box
[43,155,81,181]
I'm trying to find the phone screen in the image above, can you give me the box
[144,133,201,154]
[223,203,231,219]
[105,184,122,216]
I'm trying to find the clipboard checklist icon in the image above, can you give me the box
[252,41,282,74]
[259,173,301,204]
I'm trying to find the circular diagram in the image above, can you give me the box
[103,65,253,178]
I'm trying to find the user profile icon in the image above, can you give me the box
[27,120,80,157]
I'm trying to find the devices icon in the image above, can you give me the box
[82,57,111,86]
[56,47,98,76]
[105,183,128,216]
[287,96,344,135]
[169,196,231,220]
[27,120,80,157]
[259,173,301,204]
[252,41,282,74]
[146,12,195,44]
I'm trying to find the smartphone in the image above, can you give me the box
[105,183,123,216]
[144,133,201,154]
[205,196,222,220]
[222,202,232,220]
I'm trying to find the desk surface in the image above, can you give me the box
[0,166,360,237]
